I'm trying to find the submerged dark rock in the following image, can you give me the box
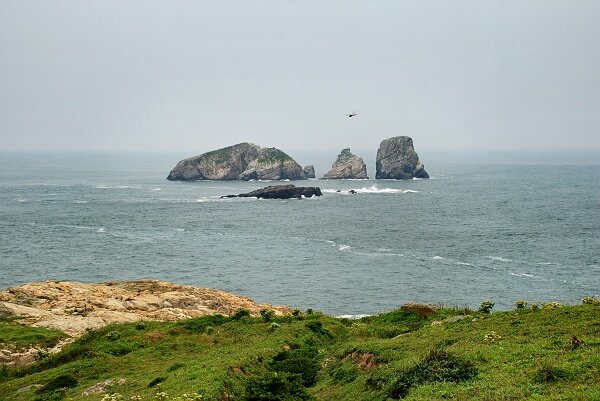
[222,185,322,200]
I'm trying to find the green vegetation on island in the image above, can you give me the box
[1,299,599,401]
[255,148,294,166]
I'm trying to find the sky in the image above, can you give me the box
[1,1,599,158]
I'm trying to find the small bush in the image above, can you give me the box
[148,376,167,388]
[37,373,78,394]
[231,308,251,321]
[105,330,121,341]
[168,362,186,372]
[368,348,477,399]
[331,365,359,384]
[515,300,528,310]
[542,302,563,309]
[182,314,227,333]
[260,308,276,322]
[533,364,570,383]
[243,371,311,401]
[305,321,331,338]
[478,300,495,314]
[269,346,321,387]
[582,297,600,306]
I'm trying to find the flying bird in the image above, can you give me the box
[346,112,357,117]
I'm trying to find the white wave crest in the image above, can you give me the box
[336,314,370,319]
[95,185,137,189]
[487,256,513,262]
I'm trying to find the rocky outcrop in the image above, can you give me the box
[223,184,322,200]
[167,143,306,181]
[375,136,429,179]
[167,143,261,181]
[400,303,439,319]
[303,165,316,179]
[0,280,291,337]
[238,148,305,181]
[323,148,368,179]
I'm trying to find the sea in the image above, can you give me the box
[1,151,599,317]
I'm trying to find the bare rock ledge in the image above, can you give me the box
[0,279,291,337]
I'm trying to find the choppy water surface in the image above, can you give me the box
[1,152,598,316]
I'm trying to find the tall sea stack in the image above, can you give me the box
[323,148,368,179]
[375,136,429,179]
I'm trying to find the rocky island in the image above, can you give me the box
[323,148,368,179]
[376,136,429,179]
[167,143,305,181]
[167,136,429,182]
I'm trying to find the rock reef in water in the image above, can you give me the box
[323,148,368,179]
[222,184,322,200]
[166,143,305,181]
[375,136,429,179]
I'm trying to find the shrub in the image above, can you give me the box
[331,365,359,384]
[105,330,121,341]
[478,300,495,314]
[368,348,477,399]
[515,300,528,310]
[243,371,311,401]
[36,373,78,394]
[305,321,331,338]
[182,314,227,333]
[582,297,600,305]
[148,376,167,388]
[231,308,251,321]
[168,362,186,372]
[269,346,321,387]
[542,302,563,309]
[533,364,570,383]
[260,308,276,322]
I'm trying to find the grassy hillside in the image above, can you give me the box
[1,301,599,401]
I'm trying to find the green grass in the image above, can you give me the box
[1,304,599,400]
[256,148,294,166]
[0,318,67,350]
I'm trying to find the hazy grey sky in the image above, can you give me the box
[1,1,599,155]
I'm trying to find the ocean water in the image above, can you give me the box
[1,152,599,316]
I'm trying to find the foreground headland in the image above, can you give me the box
[0,280,598,400]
